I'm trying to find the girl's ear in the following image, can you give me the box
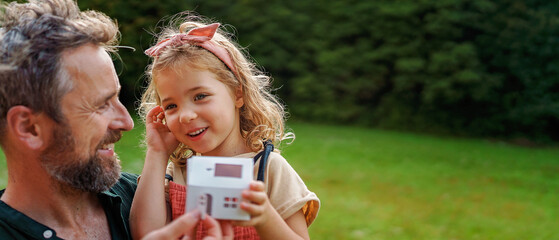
[235,87,244,108]
[6,106,50,150]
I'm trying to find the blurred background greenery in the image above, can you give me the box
[77,0,559,144]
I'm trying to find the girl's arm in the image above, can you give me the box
[130,106,179,239]
[235,181,310,240]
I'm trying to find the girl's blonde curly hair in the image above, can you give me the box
[139,14,293,167]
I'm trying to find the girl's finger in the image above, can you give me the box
[146,106,164,123]
[249,181,265,191]
[157,111,165,120]
[242,189,267,205]
[240,201,265,217]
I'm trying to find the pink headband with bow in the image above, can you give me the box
[145,23,237,76]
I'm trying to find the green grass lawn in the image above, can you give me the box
[1,122,558,239]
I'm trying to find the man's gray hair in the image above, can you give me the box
[0,0,119,143]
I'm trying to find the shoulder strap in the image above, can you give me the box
[253,140,274,182]
[165,174,174,182]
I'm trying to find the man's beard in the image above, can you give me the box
[40,124,122,193]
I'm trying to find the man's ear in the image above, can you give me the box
[235,87,244,108]
[6,106,49,150]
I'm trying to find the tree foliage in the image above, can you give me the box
[78,0,559,142]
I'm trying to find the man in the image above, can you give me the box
[0,0,136,238]
[0,0,230,239]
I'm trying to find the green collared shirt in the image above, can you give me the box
[0,172,138,240]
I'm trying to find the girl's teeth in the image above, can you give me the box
[189,128,206,136]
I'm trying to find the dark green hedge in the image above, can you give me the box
[79,0,559,142]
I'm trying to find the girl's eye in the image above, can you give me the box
[164,104,177,110]
[194,93,208,101]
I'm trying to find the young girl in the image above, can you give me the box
[130,15,320,240]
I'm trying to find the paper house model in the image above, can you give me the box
[186,156,253,220]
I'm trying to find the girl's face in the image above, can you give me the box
[155,65,248,156]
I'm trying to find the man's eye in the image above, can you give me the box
[194,94,208,101]
[164,104,177,110]
[99,102,110,110]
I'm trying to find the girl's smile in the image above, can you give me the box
[187,127,208,140]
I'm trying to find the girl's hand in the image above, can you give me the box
[145,106,179,155]
[232,182,310,239]
[233,181,274,227]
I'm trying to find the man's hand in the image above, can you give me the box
[142,210,233,240]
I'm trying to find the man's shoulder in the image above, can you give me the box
[117,172,139,186]
[0,196,52,240]
[0,220,36,240]
[108,172,138,198]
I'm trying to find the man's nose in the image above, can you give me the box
[110,99,134,131]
